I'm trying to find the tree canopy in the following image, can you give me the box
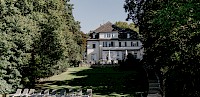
[115,21,139,32]
[124,0,200,96]
[0,0,84,93]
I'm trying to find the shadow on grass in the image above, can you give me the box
[37,66,148,96]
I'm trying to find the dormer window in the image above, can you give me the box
[107,33,111,38]
[131,41,139,47]
[93,33,96,39]
[127,33,130,38]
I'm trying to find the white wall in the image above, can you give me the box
[87,39,144,63]
[87,41,100,62]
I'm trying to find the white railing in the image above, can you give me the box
[101,46,142,50]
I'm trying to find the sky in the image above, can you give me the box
[70,0,131,33]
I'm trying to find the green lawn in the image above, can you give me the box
[37,66,148,97]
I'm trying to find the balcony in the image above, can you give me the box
[101,46,142,50]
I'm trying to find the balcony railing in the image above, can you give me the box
[101,46,142,50]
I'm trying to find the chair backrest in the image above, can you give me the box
[15,89,22,94]
[22,89,29,95]
[51,89,57,95]
[86,89,92,96]
[60,89,66,95]
[68,88,74,96]
[43,89,49,95]
[77,89,82,96]
[68,88,73,93]
[28,89,35,95]
[35,90,42,95]
[68,88,73,92]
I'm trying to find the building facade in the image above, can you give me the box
[87,22,143,64]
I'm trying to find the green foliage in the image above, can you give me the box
[0,0,84,93]
[0,33,23,93]
[115,21,139,32]
[80,32,88,54]
[124,0,200,96]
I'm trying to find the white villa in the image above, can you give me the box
[86,22,143,64]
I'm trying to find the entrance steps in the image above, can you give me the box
[147,79,162,97]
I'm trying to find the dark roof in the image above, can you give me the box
[88,21,143,41]
[93,21,115,32]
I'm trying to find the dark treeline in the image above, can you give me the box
[0,0,86,93]
[124,0,200,97]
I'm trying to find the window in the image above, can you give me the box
[117,52,120,60]
[93,34,95,39]
[131,42,135,46]
[107,33,111,38]
[109,42,111,47]
[125,42,127,47]
[119,42,121,47]
[136,41,139,46]
[127,33,130,38]
[131,41,139,47]
[92,44,96,48]
[111,42,114,47]
[111,33,114,38]
[103,42,108,47]
[131,42,139,46]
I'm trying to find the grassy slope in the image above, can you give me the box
[37,66,148,97]
[48,67,91,81]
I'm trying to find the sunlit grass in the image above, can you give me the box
[37,66,147,97]
[37,67,91,89]
[48,67,91,81]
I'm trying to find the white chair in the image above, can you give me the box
[76,89,82,96]
[30,90,42,97]
[50,89,57,97]
[20,88,29,97]
[56,89,66,97]
[43,89,50,96]
[68,89,75,96]
[9,89,22,97]
[28,89,35,95]
[51,89,57,95]
[86,89,92,97]
[60,89,66,95]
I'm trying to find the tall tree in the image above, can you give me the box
[0,0,83,93]
[124,0,200,96]
[0,0,39,93]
